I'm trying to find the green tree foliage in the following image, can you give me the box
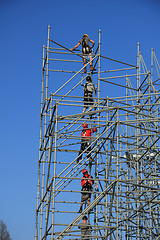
[0,220,11,240]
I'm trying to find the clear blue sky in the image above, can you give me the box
[0,0,160,239]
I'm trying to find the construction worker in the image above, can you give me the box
[70,34,95,73]
[78,215,92,240]
[83,76,97,113]
[79,169,94,213]
[77,123,96,163]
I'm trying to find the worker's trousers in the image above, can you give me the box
[78,140,91,161]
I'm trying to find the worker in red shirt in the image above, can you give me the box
[77,123,96,163]
[79,169,94,213]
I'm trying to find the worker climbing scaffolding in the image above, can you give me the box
[79,169,94,213]
[78,215,92,240]
[77,123,96,165]
[70,34,96,73]
[82,75,97,113]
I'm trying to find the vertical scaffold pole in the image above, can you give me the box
[116,109,119,240]
[46,25,51,103]
[94,29,101,240]
[136,42,140,239]
[98,29,101,104]
[125,76,129,240]
[51,103,58,240]
[105,97,109,238]
[35,43,46,240]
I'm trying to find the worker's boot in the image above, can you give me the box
[77,157,80,163]
[89,158,93,165]
[90,65,96,71]
[84,67,87,73]
[78,206,83,213]
[88,158,93,172]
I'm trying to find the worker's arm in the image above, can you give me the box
[70,42,80,51]
[92,127,96,133]
[89,39,95,49]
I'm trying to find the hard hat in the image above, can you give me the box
[86,76,91,82]
[82,216,88,220]
[83,34,89,38]
[82,123,88,128]
[82,169,88,174]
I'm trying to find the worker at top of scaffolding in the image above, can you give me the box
[79,169,94,213]
[83,76,97,113]
[70,34,95,73]
[77,122,96,163]
[78,215,92,240]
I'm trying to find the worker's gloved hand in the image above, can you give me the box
[93,126,97,132]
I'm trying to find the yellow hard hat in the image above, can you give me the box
[83,34,89,38]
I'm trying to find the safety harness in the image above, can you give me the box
[81,174,94,192]
[84,82,94,97]
[82,37,92,54]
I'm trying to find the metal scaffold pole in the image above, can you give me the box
[35,26,160,240]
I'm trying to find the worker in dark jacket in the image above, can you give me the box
[77,123,96,163]
[79,169,94,213]
[78,216,92,240]
[70,34,95,73]
[83,76,96,113]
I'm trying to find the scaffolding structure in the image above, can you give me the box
[35,26,160,240]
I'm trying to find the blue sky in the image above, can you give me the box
[0,0,160,240]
